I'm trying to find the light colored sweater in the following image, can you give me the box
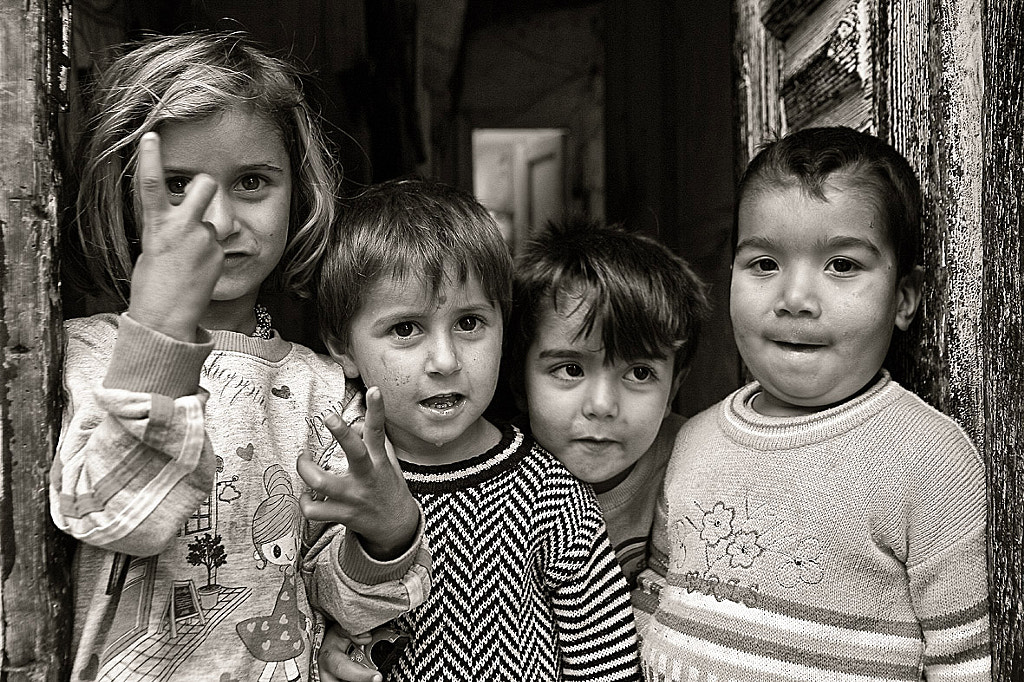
[635,372,990,681]
[313,424,643,681]
[51,313,430,681]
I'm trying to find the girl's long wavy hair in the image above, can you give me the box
[67,31,339,307]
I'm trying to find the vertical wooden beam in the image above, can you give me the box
[0,1,72,680]
[982,2,1024,677]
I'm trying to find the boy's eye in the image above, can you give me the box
[165,176,190,195]
[827,257,858,274]
[392,322,416,338]
[553,363,585,380]
[628,366,655,382]
[237,174,264,192]
[751,257,779,273]
[456,316,479,332]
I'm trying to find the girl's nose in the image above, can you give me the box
[773,269,821,317]
[202,188,239,241]
[583,376,619,420]
[426,333,461,376]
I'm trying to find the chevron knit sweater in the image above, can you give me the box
[636,372,990,681]
[314,423,642,681]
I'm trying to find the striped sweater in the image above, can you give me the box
[634,372,990,681]
[313,423,643,681]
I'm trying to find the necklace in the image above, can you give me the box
[253,303,273,339]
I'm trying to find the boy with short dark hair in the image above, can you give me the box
[505,217,710,586]
[637,127,990,680]
[304,179,642,681]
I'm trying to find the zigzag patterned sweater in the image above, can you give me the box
[317,424,642,681]
[634,372,990,681]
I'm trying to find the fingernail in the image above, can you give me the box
[324,412,341,428]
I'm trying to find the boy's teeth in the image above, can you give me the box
[423,395,459,409]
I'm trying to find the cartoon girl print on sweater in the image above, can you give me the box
[236,466,310,682]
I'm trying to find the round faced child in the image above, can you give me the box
[509,217,710,487]
[731,129,923,417]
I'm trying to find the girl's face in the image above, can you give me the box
[155,106,292,311]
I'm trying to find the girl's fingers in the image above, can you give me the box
[137,133,169,223]
[180,172,218,224]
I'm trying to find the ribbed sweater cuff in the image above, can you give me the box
[339,504,425,585]
[103,313,213,398]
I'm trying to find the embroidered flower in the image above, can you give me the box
[777,537,824,587]
[726,530,763,568]
[700,501,735,545]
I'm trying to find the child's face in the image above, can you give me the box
[731,182,920,416]
[334,271,503,464]
[156,106,291,308]
[523,297,675,484]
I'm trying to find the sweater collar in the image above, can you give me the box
[401,423,528,493]
[720,370,900,449]
[210,327,292,362]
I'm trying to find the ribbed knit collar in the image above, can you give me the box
[720,370,902,450]
[402,423,528,494]
[596,413,684,511]
[210,327,292,362]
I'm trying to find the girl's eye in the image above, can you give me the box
[628,366,655,382]
[392,322,416,338]
[238,174,264,192]
[165,176,190,195]
[828,258,858,274]
[272,544,282,559]
[751,257,779,273]
[456,316,480,332]
[553,364,584,380]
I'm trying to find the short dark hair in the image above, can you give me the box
[506,217,710,391]
[318,178,513,350]
[736,126,921,278]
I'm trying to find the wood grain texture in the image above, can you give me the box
[982,1,1024,676]
[0,1,73,680]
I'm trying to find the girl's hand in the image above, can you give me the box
[318,625,380,682]
[298,388,419,561]
[127,132,222,342]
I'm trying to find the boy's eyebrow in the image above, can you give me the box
[536,347,591,360]
[734,235,777,252]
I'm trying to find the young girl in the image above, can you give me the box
[51,33,426,681]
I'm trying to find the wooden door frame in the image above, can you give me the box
[0,1,73,680]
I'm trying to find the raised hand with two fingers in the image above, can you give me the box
[298,387,419,561]
[127,131,223,342]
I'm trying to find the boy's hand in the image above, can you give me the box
[128,132,223,342]
[318,625,380,682]
[298,387,419,561]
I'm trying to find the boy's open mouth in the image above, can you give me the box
[420,393,465,411]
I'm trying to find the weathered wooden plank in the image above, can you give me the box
[0,1,73,680]
[981,2,1024,677]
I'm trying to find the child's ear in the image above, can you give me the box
[665,365,690,418]
[894,266,924,331]
[325,338,362,380]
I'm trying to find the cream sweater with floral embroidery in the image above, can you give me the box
[634,371,990,682]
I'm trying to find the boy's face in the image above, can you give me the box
[523,296,675,484]
[731,182,920,416]
[332,271,503,464]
